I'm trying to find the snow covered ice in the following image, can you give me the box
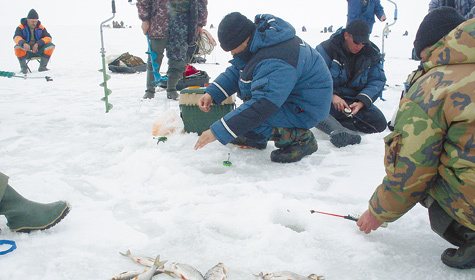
[0,0,473,279]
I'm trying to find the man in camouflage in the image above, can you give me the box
[137,0,207,100]
[357,7,475,269]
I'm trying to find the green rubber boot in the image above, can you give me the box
[0,184,70,233]
[316,114,361,148]
[18,57,28,74]
[270,127,318,163]
[38,56,50,72]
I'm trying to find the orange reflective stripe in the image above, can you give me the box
[43,46,54,56]
[14,48,26,57]
[41,37,52,45]
[14,36,24,46]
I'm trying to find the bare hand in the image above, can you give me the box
[198,93,213,112]
[23,43,31,51]
[357,209,384,234]
[332,94,350,113]
[141,21,150,35]
[32,43,39,53]
[349,101,364,115]
[196,26,203,36]
[380,14,387,22]
[194,129,217,150]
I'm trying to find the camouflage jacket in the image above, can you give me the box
[369,19,475,231]
[136,0,207,41]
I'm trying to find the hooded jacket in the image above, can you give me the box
[136,0,207,43]
[369,19,475,231]
[205,14,333,145]
[316,27,386,109]
[13,18,52,49]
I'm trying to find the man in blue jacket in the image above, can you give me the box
[347,0,386,33]
[194,12,333,163]
[315,19,387,148]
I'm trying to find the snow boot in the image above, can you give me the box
[316,115,361,148]
[18,57,28,74]
[143,90,155,99]
[38,56,50,72]
[0,184,70,233]
[441,242,475,269]
[231,136,267,150]
[166,59,186,101]
[270,127,318,163]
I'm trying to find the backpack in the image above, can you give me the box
[108,52,146,73]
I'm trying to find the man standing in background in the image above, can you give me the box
[137,0,207,100]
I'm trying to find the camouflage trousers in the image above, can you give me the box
[146,12,190,93]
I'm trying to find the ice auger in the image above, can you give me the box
[99,0,116,113]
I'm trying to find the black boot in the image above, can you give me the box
[316,115,361,148]
[0,184,70,233]
[18,57,28,74]
[38,56,50,72]
[270,127,318,163]
[441,242,475,269]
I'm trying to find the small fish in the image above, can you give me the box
[167,262,204,280]
[133,254,167,280]
[120,250,156,267]
[256,271,324,280]
[204,262,227,280]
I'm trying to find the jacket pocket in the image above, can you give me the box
[384,132,402,174]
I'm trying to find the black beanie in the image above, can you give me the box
[218,12,255,52]
[413,7,465,59]
[27,9,39,19]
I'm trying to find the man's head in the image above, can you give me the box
[413,7,465,60]
[344,19,370,54]
[27,9,39,29]
[218,12,255,55]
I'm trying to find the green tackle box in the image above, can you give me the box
[179,86,235,135]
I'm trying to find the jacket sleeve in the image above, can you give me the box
[356,61,386,107]
[205,65,240,105]
[13,26,26,47]
[210,59,298,145]
[136,0,153,21]
[198,0,208,27]
[368,97,444,222]
[316,44,340,95]
[37,26,52,48]
[374,0,385,19]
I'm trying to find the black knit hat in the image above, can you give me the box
[413,7,465,59]
[218,12,255,51]
[27,9,39,19]
[346,19,370,44]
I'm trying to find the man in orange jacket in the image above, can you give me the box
[13,9,55,74]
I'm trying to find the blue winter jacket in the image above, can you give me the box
[316,27,386,108]
[347,0,385,32]
[205,14,333,145]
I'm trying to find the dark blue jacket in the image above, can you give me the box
[347,0,385,32]
[316,27,386,109]
[205,14,333,145]
[13,18,52,48]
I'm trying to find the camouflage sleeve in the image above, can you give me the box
[136,0,153,22]
[368,97,445,222]
[197,0,208,27]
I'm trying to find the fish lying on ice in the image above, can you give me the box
[255,271,324,280]
[203,262,227,280]
[134,254,167,280]
[167,262,205,280]
[120,250,156,267]
[110,254,166,280]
